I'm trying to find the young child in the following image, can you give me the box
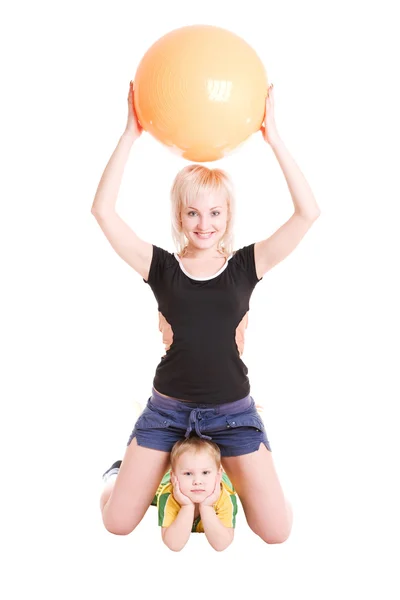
[103,435,237,552]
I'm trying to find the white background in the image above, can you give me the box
[1,0,399,598]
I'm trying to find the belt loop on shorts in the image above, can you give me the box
[185,408,212,441]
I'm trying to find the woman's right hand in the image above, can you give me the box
[171,473,194,507]
[125,81,143,140]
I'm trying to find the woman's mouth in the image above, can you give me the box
[194,232,215,239]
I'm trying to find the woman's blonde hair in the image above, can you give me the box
[170,436,221,471]
[170,164,235,257]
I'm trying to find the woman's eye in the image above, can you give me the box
[187,211,220,217]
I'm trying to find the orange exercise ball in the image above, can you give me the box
[133,25,268,162]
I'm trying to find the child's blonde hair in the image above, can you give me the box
[170,436,221,471]
[170,164,236,258]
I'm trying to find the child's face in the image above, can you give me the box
[173,449,221,503]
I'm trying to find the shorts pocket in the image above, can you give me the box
[135,411,172,430]
[226,414,264,432]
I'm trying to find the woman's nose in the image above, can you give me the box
[198,216,209,230]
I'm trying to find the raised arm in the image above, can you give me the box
[255,84,321,279]
[91,82,153,280]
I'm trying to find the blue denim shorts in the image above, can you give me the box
[127,388,271,457]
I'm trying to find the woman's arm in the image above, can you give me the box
[161,505,195,552]
[255,85,321,279]
[92,81,142,215]
[91,82,153,280]
[91,129,138,214]
[199,505,234,551]
[269,136,320,219]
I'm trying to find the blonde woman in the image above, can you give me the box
[93,81,320,544]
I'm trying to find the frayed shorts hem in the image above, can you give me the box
[129,434,271,457]
[127,390,272,457]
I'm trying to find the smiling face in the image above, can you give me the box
[170,164,235,257]
[172,448,220,504]
[180,191,228,254]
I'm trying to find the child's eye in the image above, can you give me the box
[183,472,191,476]
[203,471,211,475]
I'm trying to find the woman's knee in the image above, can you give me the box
[260,528,292,545]
[103,521,136,536]
[249,500,293,544]
[250,521,292,544]
[101,494,143,536]
[101,509,139,536]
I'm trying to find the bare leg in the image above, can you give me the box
[222,443,293,544]
[101,438,170,535]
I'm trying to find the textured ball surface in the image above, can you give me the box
[134,25,268,161]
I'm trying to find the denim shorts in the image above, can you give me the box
[127,388,271,457]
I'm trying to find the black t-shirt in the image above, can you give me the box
[144,243,261,404]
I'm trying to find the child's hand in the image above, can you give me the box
[125,81,143,140]
[200,471,222,507]
[171,474,194,507]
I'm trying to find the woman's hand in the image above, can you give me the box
[260,84,280,146]
[171,474,194,507]
[125,81,143,140]
[200,471,222,507]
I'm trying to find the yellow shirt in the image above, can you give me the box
[156,472,237,533]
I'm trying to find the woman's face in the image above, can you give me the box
[180,191,228,253]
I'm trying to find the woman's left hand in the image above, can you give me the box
[260,84,280,146]
[201,471,222,507]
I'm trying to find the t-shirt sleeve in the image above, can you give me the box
[232,243,261,287]
[143,245,174,289]
[157,489,180,528]
[215,489,238,528]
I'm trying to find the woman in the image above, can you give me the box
[92,81,320,543]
